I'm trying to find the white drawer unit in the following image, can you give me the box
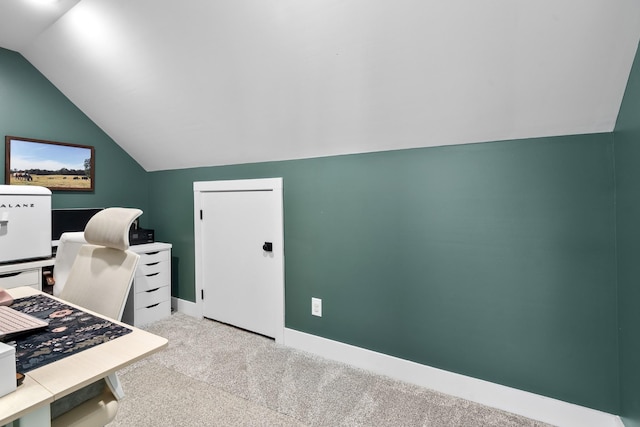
[0,269,40,290]
[0,258,55,291]
[122,242,172,327]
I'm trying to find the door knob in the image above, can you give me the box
[262,242,273,252]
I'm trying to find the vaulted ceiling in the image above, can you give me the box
[1,0,639,171]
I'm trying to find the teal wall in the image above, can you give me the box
[149,133,619,413]
[0,48,149,219]
[614,39,640,427]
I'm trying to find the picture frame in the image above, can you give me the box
[4,136,95,191]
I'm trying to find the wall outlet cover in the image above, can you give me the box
[312,297,322,317]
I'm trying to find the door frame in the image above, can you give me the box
[193,177,284,343]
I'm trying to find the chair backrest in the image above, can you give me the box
[58,208,142,321]
[52,232,87,297]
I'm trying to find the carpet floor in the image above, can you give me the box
[108,313,553,427]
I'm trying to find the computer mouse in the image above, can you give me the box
[0,289,13,306]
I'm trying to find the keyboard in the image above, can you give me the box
[0,305,48,341]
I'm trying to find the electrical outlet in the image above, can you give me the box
[311,297,322,317]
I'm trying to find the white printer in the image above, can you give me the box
[0,185,52,264]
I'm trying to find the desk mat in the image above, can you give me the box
[9,294,132,373]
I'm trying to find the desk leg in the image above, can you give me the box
[14,405,50,427]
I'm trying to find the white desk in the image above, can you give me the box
[0,373,52,425]
[0,286,168,426]
[0,258,55,292]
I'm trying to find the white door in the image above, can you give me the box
[194,178,284,340]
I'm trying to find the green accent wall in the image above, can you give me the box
[614,39,640,427]
[0,48,149,218]
[149,133,619,413]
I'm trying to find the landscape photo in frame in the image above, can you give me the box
[5,136,95,191]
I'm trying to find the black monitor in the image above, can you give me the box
[51,208,103,245]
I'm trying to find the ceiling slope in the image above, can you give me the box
[0,0,80,52]
[7,0,640,171]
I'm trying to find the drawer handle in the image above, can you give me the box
[0,272,21,279]
[145,272,160,277]
[146,251,160,255]
[145,262,160,267]
[145,303,160,309]
[145,288,160,293]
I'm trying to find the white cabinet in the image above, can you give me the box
[0,259,54,291]
[122,242,172,327]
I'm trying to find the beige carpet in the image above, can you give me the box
[109,313,553,427]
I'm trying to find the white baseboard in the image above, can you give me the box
[172,296,201,319]
[283,328,622,427]
[171,298,623,427]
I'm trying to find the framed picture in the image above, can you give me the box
[5,136,95,191]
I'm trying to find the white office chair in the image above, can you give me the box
[52,231,87,297]
[51,207,142,427]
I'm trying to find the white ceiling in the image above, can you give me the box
[2,0,640,171]
[0,0,80,52]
